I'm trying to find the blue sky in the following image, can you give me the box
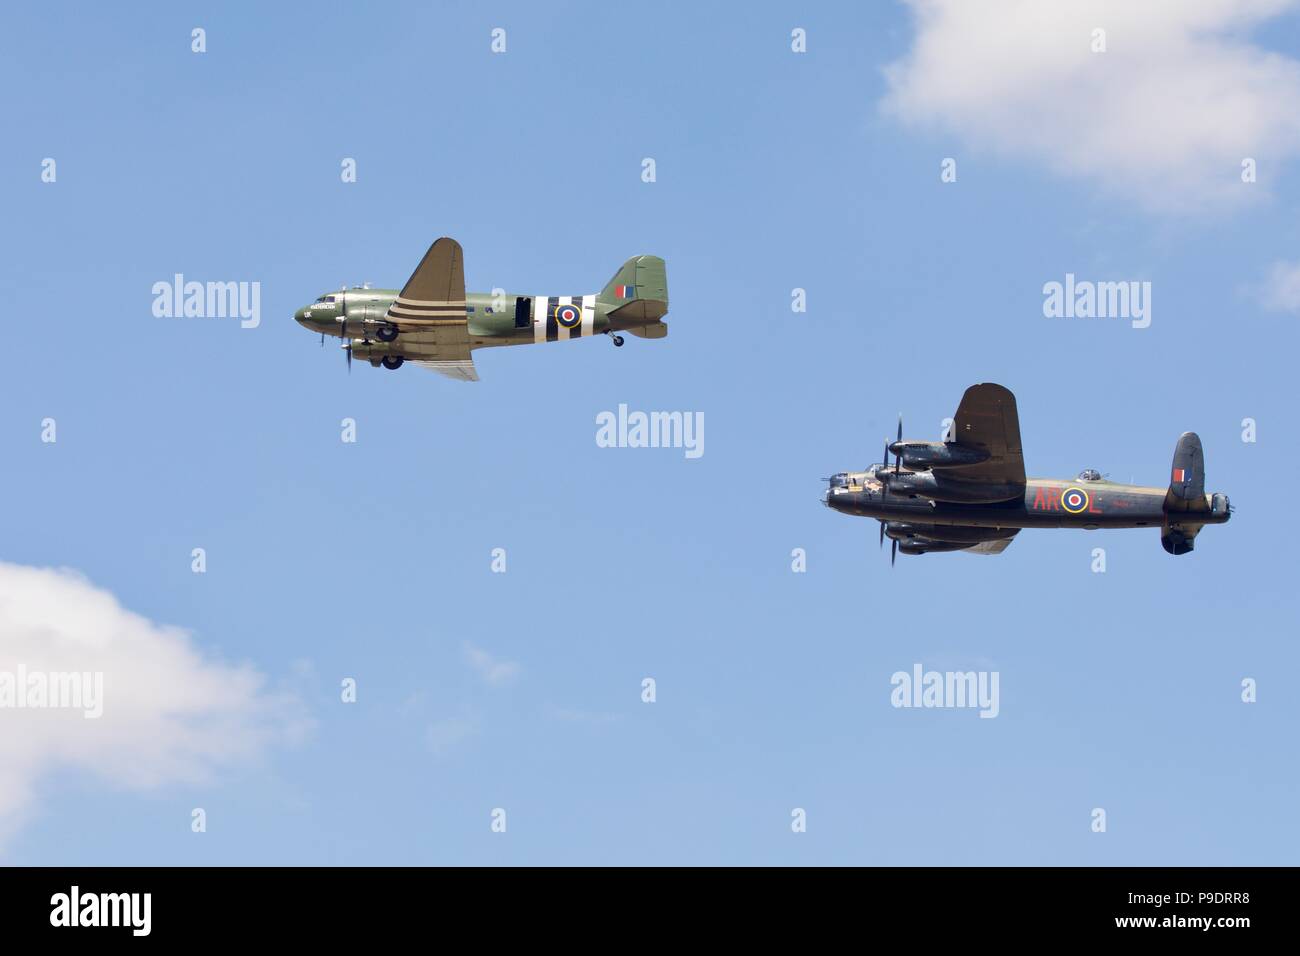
[1,0,1297,864]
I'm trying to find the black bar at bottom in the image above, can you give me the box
[0,866,1282,941]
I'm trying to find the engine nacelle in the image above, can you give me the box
[897,539,969,555]
[886,522,1015,545]
[889,441,990,470]
[882,469,1019,503]
[348,340,396,362]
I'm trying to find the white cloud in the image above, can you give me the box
[882,0,1300,210]
[0,562,306,844]
[1259,260,1300,312]
[462,643,521,687]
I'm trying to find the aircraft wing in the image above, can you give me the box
[394,328,479,381]
[378,236,476,380]
[963,530,1019,556]
[942,383,1027,489]
[411,356,479,382]
[384,237,468,330]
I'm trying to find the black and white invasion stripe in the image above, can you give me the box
[534,294,596,343]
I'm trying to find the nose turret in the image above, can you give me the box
[824,473,867,513]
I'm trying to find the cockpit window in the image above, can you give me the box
[1078,468,1102,481]
[315,295,338,304]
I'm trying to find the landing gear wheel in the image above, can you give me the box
[612,335,625,347]
[377,325,399,343]
[381,356,405,370]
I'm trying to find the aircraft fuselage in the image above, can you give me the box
[825,474,1230,530]
[295,288,649,348]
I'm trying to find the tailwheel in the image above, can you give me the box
[381,356,405,370]
[612,334,625,347]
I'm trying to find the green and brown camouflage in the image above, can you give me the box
[294,237,668,380]
[825,384,1231,560]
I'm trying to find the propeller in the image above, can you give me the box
[340,292,352,373]
[880,440,890,499]
[878,519,898,566]
[880,415,903,497]
[894,415,903,472]
[872,415,906,566]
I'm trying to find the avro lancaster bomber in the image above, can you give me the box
[824,383,1231,562]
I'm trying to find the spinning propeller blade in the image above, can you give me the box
[339,292,353,373]
[894,415,903,472]
[881,440,890,499]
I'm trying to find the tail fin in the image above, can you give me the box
[1162,431,1207,555]
[599,255,668,322]
[1164,432,1206,512]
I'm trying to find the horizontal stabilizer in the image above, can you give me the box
[626,323,668,339]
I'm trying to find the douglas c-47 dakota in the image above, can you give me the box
[294,237,669,380]
[825,383,1231,562]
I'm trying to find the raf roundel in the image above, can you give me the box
[554,303,581,328]
[1061,486,1090,514]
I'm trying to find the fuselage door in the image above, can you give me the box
[514,296,532,329]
